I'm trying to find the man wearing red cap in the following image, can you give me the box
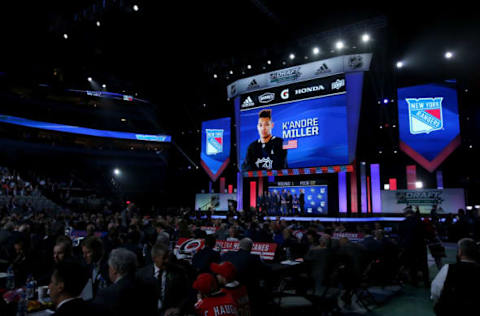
[211,262,251,316]
[193,273,239,316]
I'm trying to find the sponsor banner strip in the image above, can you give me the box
[227,54,372,98]
[239,75,346,110]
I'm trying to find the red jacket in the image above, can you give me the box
[221,281,250,316]
[195,291,239,316]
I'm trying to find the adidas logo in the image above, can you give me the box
[241,96,255,108]
[247,79,259,90]
[315,63,331,74]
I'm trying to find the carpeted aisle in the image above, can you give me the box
[343,243,457,316]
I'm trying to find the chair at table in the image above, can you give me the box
[269,277,315,315]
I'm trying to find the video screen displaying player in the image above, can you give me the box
[241,109,287,171]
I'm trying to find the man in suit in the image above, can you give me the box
[221,238,270,315]
[336,237,369,307]
[432,238,480,315]
[81,236,109,300]
[299,189,305,215]
[221,238,269,283]
[304,237,334,295]
[399,210,427,286]
[192,234,220,274]
[53,236,74,264]
[136,242,193,316]
[48,261,104,316]
[93,248,157,316]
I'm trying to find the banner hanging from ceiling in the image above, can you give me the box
[200,117,231,181]
[397,83,461,172]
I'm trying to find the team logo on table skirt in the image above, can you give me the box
[406,97,443,134]
[178,239,205,254]
[206,129,224,155]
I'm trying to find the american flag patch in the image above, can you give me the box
[282,139,298,149]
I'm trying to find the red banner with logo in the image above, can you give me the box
[174,238,277,261]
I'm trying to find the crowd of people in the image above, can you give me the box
[1,166,480,315]
[0,166,42,198]
[256,190,305,216]
[0,196,477,316]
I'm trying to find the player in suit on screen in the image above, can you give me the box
[241,109,287,171]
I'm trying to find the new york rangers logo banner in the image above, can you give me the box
[201,118,231,181]
[407,97,443,134]
[398,83,460,172]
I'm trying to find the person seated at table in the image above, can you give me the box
[136,242,193,316]
[304,237,334,295]
[93,248,157,316]
[432,238,480,315]
[39,235,76,286]
[221,238,270,315]
[48,261,104,316]
[221,238,269,288]
[359,226,382,260]
[281,228,302,260]
[54,236,74,264]
[192,234,220,274]
[81,236,110,300]
[11,238,33,286]
[193,273,239,316]
[211,261,250,316]
[226,226,240,242]
[336,237,369,307]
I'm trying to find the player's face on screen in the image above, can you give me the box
[257,117,273,139]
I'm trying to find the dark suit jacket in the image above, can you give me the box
[87,258,111,299]
[93,274,157,316]
[53,298,105,316]
[136,263,192,314]
[305,247,334,287]
[336,242,369,283]
[192,247,221,273]
[221,249,269,288]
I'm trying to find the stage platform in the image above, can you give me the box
[201,215,406,222]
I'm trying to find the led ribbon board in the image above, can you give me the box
[397,83,461,172]
[200,117,231,181]
[0,115,171,142]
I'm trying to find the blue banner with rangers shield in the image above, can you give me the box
[201,117,231,182]
[398,83,461,172]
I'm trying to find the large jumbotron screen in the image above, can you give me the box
[235,73,363,171]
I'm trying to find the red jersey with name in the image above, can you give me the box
[222,282,251,316]
[195,291,239,316]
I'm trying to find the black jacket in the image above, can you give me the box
[192,247,221,274]
[242,137,287,171]
[221,249,270,289]
[53,298,106,316]
[136,263,193,314]
[435,261,480,316]
[93,274,157,316]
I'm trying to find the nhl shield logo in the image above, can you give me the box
[206,129,224,155]
[406,97,443,134]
